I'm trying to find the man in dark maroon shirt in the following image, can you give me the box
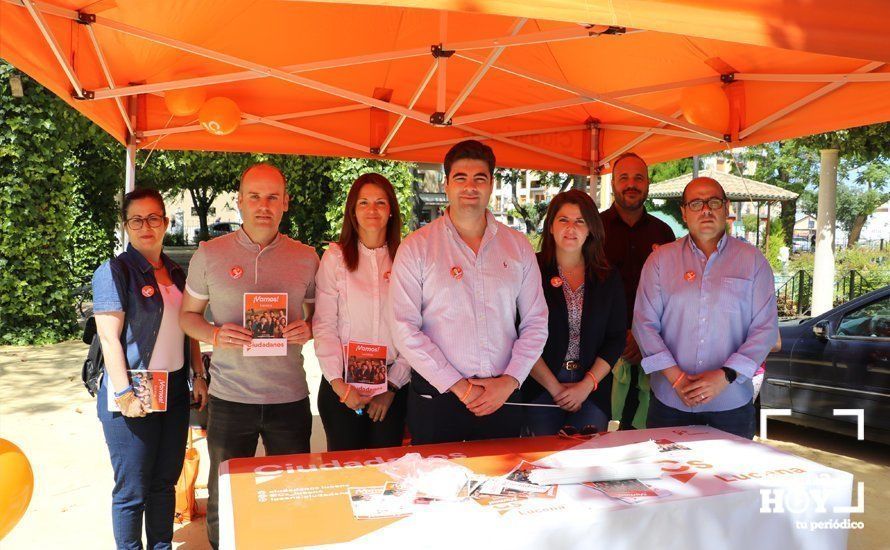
[601,153,676,429]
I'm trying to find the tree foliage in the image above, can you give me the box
[748,123,890,247]
[0,63,121,344]
[140,150,254,241]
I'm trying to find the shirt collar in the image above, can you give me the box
[235,227,282,251]
[687,231,729,256]
[604,205,650,229]
[443,207,498,242]
[358,240,387,256]
[124,244,180,275]
[125,243,154,274]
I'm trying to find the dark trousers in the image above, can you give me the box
[317,378,408,451]
[524,366,609,436]
[647,396,756,439]
[206,395,312,549]
[98,367,190,550]
[407,371,523,445]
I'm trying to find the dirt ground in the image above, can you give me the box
[1,341,886,549]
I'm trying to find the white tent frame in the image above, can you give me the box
[12,0,888,172]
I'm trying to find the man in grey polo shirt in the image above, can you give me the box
[180,163,319,549]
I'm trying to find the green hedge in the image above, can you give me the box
[0,65,120,344]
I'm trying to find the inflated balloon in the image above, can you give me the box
[0,439,33,541]
[681,83,730,134]
[164,87,206,117]
[198,97,241,136]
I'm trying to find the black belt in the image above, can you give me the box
[562,360,581,371]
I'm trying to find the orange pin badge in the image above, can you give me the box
[551,276,563,288]
[450,266,464,280]
[684,271,696,282]
[230,265,244,279]
[141,285,155,298]
[383,270,391,282]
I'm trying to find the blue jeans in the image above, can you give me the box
[524,366,609,436]
[647,396,756,439]
[98,367,190,550]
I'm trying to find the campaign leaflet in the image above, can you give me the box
[348,486,412,520]
[343,341,387,397]
[243,293,288,356]
[584,479,669,504]
[128,370,168,412]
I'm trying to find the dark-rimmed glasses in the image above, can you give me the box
[125,214,165,230]
[558,425,601,441]
[682,197,726,212]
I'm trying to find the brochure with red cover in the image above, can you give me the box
[243,293,288,356]
[343,341,387,397]
[128,369,168,412]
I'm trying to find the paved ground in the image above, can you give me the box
[1,341,886,549]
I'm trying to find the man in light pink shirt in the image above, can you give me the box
[388,140,549,444]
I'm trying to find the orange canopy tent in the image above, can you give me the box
[1,0,889,177]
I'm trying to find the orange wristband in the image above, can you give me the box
[585,370,598,392]
[672,372,686,388]
[339,385,352,404]
[460,382,473,403]
[211,327,221,346]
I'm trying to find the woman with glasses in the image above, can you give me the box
[313,173,411,451]
[522,190,627,436]
[92,189,208,549]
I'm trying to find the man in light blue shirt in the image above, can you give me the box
[632,177,778,438]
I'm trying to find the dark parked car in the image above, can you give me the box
[193,221,240,242]
[762,286,890,443]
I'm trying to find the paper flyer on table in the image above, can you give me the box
[348,486,413,520]
[343,341,387,397]
[243,292,287,356]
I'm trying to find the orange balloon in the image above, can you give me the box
[0,439,33,541]
[681,83,730,134]
[164,87,206,117]
[198,97,241,136]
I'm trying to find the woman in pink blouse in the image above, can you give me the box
[313,173,411,450]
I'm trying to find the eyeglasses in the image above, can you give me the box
[125,214,165,230]
[682,197,726,212]
[558,425,601,441]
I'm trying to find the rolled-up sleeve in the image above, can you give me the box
[184,243,209,300]
[313,247,346,383]
[388,355,412,389]
[503,241,548,385]
[92,260,123,313]
[724,255,779,381]
[387,240,463,394]
[633,252,678,374]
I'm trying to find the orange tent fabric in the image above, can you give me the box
[1,0,889,174]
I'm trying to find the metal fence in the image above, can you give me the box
[775,269,888,317]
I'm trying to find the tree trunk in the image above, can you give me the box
[571,174,586,191]
[189,186,216,243]
[776,150,795,247]
[847,213,867,248]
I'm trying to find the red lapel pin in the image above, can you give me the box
[230,265,243,279]
[551,276,563,288]
[684,271,696,282]
[141,285,155,298]
[450,266,463,280]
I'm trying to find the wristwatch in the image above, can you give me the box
[721,367,737,383]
